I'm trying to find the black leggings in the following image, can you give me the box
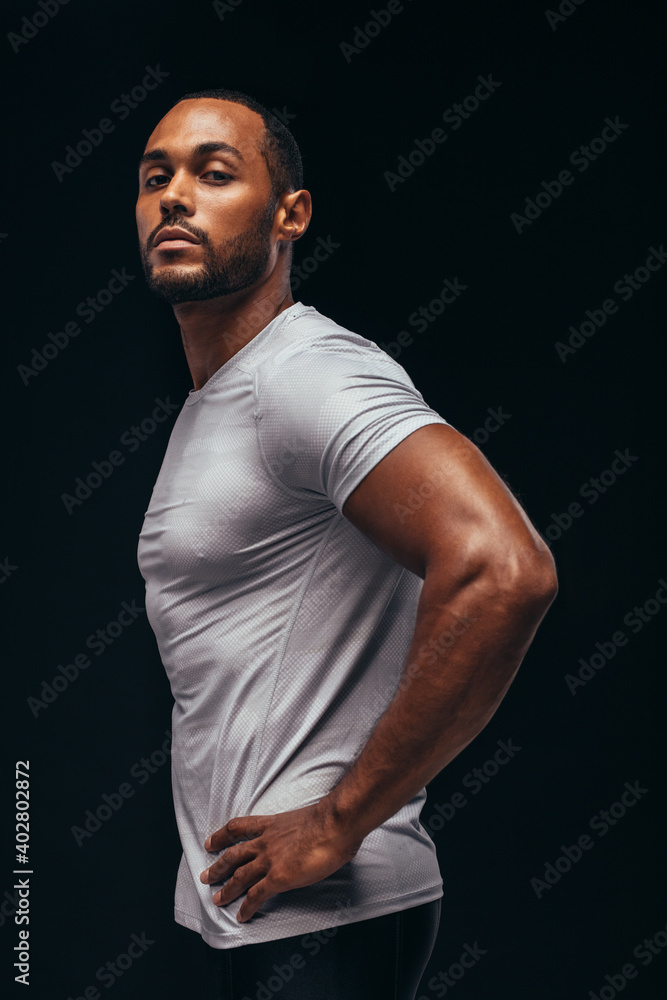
[201,898,441,1000]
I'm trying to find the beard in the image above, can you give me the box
[139,198,276,305]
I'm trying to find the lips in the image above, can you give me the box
[153,227,201,248]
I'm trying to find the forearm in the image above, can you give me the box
[323,556,556,844]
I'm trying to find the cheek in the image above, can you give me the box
[135,208,148,242]
[204,190,265,233]
[136,198,158,235]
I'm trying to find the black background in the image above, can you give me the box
[2,0,665,997]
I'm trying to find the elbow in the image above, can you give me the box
[424,530,558,620]
[524,552,559,613]
[500,540,559,617]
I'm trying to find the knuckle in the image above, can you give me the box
[270,870,287,890]
[228,863,250,886]
[222,846,239,867]
[245,884,262,904]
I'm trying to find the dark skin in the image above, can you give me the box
[136,98,312,388]
[136,98,559,924]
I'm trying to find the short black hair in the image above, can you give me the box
[175,88,303,202]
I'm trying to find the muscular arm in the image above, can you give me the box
[326,422,558,842]
[201,422,558,921]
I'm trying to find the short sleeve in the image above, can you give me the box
[256,344,450,513]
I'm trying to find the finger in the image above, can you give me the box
[235,878,274,922]
[212,862,266,907]
[205,815,266,852]
[200,843,256,884]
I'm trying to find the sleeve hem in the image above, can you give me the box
[333,414,450,514]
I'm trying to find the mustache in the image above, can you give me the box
[146,218,209,251]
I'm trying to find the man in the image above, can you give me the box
[135,88,558,999]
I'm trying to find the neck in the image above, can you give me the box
[172,272,296,391]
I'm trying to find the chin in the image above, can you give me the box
[145,267,204,302]
[152,286,209,305]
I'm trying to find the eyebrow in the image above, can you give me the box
[138,141,245,170]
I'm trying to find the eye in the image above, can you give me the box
[143,169,234,188]
[145,173,170,188]
[203,170,233,182]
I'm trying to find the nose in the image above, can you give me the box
[159,169,195,217]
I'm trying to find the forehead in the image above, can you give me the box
[143,98,266,168]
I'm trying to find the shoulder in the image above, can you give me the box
[252,306,449,505]
[255,305,421,401]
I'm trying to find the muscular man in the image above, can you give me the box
[135,88,558,999]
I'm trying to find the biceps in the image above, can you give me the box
[341,423,544,581]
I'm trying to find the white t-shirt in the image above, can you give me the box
[137,301,449,949]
